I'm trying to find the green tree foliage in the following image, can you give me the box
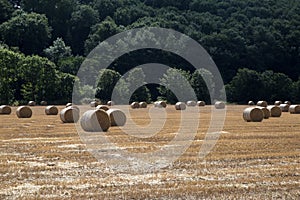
[0,11,51,55]
[70,5,99,55]
[124,68,151,103]
[44,37,72,63]
[0,0,14,23]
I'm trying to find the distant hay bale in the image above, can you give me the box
[45,106,58,115]
[107,101,115,106]
[60,107,79,123]
[243,107,264,122]
[106,109,126,126]
[90,101,99,107]
[289,105,300,114]
[284,101,291,105]
[28,101,36,106]
[274,101,282,106]
[248,101,255,106]
[187,101,197,107]
[197,101,206,106]
[96,105,109,111]
[80,109,110,132]
[267,106,282,117]
[131,102,140,109]
[214,101,225,109]
[40,101,47,106]
[279,104,290,112]
[256,106,270,119]
[16,106,32,118]
[154,101,167,108]
[66,103,73,107]
[139,102,147,108]
[257,101,268,107]
[0,105,12,115]
[175,102,186,110]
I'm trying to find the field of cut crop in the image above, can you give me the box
[0,105,299,199]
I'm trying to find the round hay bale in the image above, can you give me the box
[16,106,32,118]
[96,105,109,111]
[28,101,36,106]
[80,109,110,132]
[267,106,282,117]
[175,102,186,110]
[107,101,115,106]
[284,101,291,105]
[257,101,268,107]
[248,101,255,106]
[215,101,225,109]
[154,101,167,108]
[45,106,58,115]
[256,106,270,119]
[60,107,79,123]
[0,105,12,115]
[131,102,140,109]
[243,107,264,122]
[279,104,290,112]
[197,101,206,106]
[66,103,72,107]
[40,101,47,106]
[274,101,282,106]
[187,101,197,107]
[90,101,99,107]
[139,102,147,108]
[289,105,300,114]
[106,109,126,126]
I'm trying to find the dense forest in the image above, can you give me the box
[1,0,300,105]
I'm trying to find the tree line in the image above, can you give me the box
[0,0,300,104]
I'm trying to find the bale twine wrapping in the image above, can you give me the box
[107,101,115,106]
[267,106,282,117]
[284,101,291,105]
[257,101,268,107]
[80,109,110,132]
[40,101,47,106]
[279,104,290,112]
[45,106,58,115]
[154,101,167,108]
[16,106,32,118]
[256,106,270,119]
[215,101,225,109]
[0,105,12,115]
[289,105,300,114]
[175,102,186,110]
[248,101,255,106]
[28,101,36,106]
[139,102,147,108]
[274,101,282,106]
[197,101,206,106]
[106,109,126,126]
[131,102,140,109]
[60,107,79,123]
[243,107,264,122]
[187,101,197,107]
[96,105,109,111]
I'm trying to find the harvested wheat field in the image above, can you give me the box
[0,105,299,199]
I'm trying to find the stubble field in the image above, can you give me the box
[0,105,299,199]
